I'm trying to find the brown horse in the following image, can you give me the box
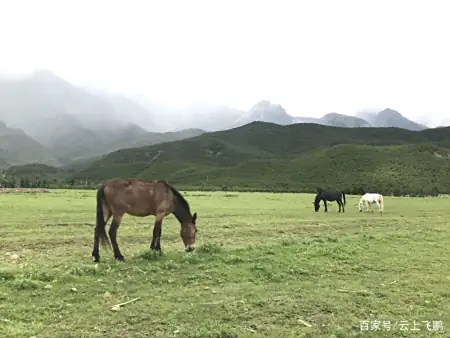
[92,178,197,263]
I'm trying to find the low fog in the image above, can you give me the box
[1,0,450,131]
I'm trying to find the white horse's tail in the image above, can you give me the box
[379,194,384,212]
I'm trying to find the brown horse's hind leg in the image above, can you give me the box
[109,214,125,261]
[150,212,165,255]
[92,231,100,263]
[92,205,112,263]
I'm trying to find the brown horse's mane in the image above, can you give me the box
[158,180,191,215]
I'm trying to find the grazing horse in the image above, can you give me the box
[313,188,346,212]
[92,178,198,263]
[358,193,384,213]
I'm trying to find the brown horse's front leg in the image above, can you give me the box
[150,220,163,255]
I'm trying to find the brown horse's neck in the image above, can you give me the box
[172,202,192,225]
[163,181,192,225]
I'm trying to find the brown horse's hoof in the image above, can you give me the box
[150,249,163,257]
[92,250,100,263]
[115,255,125,262]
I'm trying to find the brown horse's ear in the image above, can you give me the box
[192,213,197,223]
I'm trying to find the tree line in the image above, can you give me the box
[0,176,444,197]
[0,177,51,188]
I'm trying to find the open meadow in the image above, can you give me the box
[0,190,449,337]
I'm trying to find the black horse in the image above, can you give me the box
[313,188,346,212]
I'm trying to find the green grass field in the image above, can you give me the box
[1,190,448,337]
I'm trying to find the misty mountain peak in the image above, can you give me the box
[322,112,342,119]
[368,108,427,130]
[30,69,62,83]
[377,108,403,118]
[27,69,73,96]
[247,100,291,122]
[319,112,372,128]
[250,100,274,109]
[231,100,293,128]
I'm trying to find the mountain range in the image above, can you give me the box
[0,70,205,168]
[0,69,447,170]
[4,121,449,195]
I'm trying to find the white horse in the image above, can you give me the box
[358,193,384,213]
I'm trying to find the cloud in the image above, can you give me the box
[0,0,449,126]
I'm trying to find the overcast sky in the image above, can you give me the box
[1,0,449,126]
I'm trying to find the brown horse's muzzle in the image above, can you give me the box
[185,244,196,252]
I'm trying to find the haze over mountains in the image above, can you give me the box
[439,119,450,127]
[0,69,446,169]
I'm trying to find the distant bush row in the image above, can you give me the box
[0,177,443,197]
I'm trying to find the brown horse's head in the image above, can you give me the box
[180,212,197,252]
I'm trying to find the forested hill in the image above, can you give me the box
[61,122,450,195]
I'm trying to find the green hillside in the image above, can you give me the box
[66,122,450,195]
[1,164,63,187]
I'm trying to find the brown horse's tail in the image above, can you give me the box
[96,184,111,250]
[342,191,346,206]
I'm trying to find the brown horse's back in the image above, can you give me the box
[103,178,173,217]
